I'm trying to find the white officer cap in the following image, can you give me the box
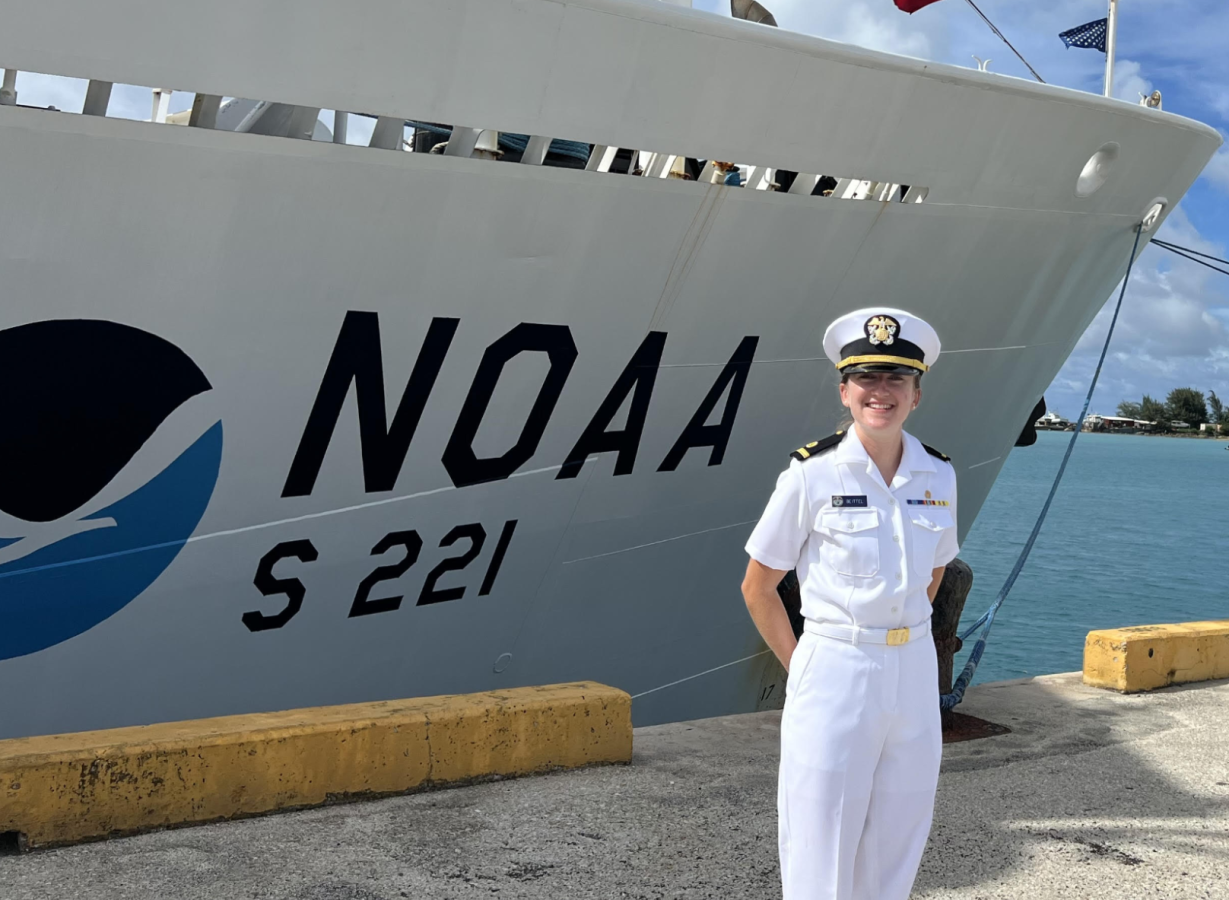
[822,307,941,375]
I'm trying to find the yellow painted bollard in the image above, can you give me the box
[1084,621,1229,692]
[0,682,631,849]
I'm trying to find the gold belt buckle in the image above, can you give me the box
[886,627,910,646]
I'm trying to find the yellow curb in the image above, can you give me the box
[1084,621,1229,692]
[0,682,631,849]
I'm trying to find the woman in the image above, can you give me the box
[741,308,958,900]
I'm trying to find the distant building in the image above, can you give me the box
[1100,415,1145,432]
[1036,411,1071,430]
[1082,414,1157,433]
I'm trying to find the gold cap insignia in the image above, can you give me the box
[865,315,899,347]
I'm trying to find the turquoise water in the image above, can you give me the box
[955,430,1229,685]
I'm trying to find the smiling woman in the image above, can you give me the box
[741,307,957,900]
[842,369,923,428]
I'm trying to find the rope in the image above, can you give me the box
[940,223,1144,710]
[962,0,1046,83]
[1150,239,1229,277]
[1151,239,1229,267]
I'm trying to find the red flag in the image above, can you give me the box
[895,0,945,12]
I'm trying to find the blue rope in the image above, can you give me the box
[940,223,1146,711]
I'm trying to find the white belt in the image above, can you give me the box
[803,618,931,647]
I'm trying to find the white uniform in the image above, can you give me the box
[746,426,959,900]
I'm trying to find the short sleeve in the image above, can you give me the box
[934,469,959,568]
[745,463,810,572]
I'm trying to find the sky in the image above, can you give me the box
[690,0,1229,420]
[10,1,1228,420]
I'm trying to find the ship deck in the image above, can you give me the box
[3,673,1227,898]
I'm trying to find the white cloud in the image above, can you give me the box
[12,72,87,114]
[1111,58,1152,104]
[1203,145,1229,194]
[1210,91,1229,121]
[1048,206,1229,417]
[769,0,947,59]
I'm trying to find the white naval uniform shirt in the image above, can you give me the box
[745,427,959,630]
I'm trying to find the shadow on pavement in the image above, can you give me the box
[916,674,1229,897]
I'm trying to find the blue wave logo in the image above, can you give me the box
[0,320,223,660]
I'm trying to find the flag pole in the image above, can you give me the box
[1104,0,1119,97]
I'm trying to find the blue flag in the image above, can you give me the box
[1059,18,1108,52]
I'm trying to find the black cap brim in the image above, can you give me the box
[841,362,923,375]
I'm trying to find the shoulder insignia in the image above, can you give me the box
[923,443,951,463]
[791,431,845,462]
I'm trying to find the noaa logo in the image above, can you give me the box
[0,320,222,661]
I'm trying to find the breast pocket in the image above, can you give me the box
[815,508,881,577]
[909,509,954,578]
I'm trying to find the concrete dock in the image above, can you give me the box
[3,673,1228,899]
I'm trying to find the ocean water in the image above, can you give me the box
[954,430,1229,685]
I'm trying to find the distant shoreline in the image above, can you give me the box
[1037,427,1226,440]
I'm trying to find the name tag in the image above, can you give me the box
[907,499,949,506]
[831,495,868,508]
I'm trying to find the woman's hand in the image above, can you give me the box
[927,565,946,604]
[742,559,799,671]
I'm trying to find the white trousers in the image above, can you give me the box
[778,629,942,900]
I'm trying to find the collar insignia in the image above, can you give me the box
[865,315,899,346]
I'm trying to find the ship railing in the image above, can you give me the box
[0,66,929,206]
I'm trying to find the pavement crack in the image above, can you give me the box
[1045,829,1144,866]
[505,861,556,880]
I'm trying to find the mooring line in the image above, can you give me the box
[942,223,1145,710]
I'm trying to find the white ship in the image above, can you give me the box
[0,0,1219,738]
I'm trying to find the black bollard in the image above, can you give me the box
[778,561,979,734]
[930,558,974,731]
[776,569,805,640]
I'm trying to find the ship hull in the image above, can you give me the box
[0,0,1220,737]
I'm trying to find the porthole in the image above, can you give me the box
[1076,142,1119,198]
